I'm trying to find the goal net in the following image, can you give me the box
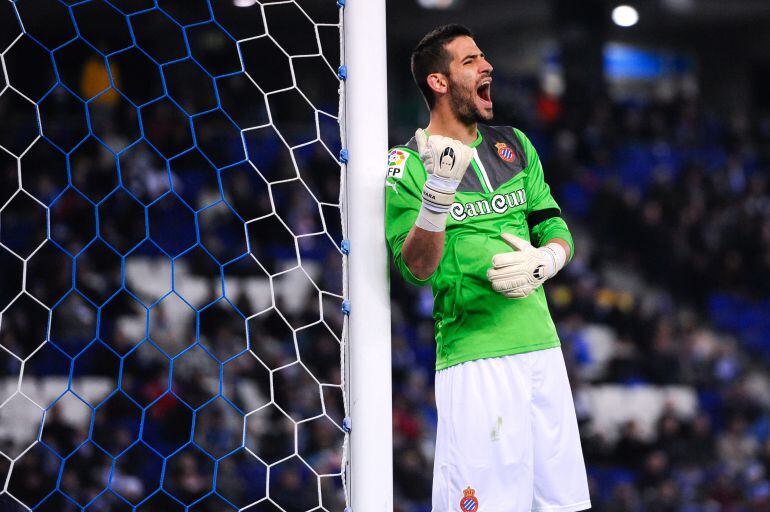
[0,0,390,510]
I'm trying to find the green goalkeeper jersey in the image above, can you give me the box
[385,125,574,370]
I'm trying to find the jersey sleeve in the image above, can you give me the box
[384,147,433,286]
[514,128,575,260]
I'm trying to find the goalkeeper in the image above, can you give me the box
[385,24,591,511]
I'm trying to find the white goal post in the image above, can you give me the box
[343,0,394,510]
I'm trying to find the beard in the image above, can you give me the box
[448,77,493,125]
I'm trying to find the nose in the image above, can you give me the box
[480,58,493,76]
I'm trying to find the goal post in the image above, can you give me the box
[343,0,394,510]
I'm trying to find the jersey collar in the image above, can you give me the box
[423,128,483,148]
[469,128,482,148]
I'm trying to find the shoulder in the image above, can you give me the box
[388,134,420,159]
[400,135,419,153]
[387,139,422,181]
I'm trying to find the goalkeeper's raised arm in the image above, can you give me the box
[401,129,473,280]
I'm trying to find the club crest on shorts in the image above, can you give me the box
[459,486,479,511]
[495,142,515,163]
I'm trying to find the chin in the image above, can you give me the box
[474,106,494,122]
[470,96,494,121]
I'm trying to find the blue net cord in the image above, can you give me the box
[0,0,346,510]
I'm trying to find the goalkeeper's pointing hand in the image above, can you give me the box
[414,128,474,232]
[486,233,567,299]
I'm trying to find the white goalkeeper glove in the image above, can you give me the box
[486,233,567,299]
[414,128,474,232]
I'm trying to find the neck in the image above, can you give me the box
[426,105,477,145]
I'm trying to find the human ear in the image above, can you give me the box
[427,73,448,96]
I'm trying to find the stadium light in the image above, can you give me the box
[612,5,639,27]
[417,0,458,9]
[233,0,257,7]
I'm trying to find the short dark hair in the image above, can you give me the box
[410,24,474,109]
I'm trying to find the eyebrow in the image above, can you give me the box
[461,53,483,62]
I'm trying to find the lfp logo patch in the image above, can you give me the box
[387,149,408,179]
[459,487,479,511]
[495,142,515,163]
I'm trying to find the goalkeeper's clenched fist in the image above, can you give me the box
[414,128,474,232]
[487,233,567,298]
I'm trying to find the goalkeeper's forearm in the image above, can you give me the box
[401,177,456,280]
[400,158,458,281]
[402,129,474,281]
[402,225,444,281]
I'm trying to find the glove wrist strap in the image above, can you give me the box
[425,173,459,194]
[422,181,456,212]
[541,242,567,278]
[415,205,447,232]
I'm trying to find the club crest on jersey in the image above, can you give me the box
[495,142,515,163]
[460,487,479,511]
[387,149,408,179]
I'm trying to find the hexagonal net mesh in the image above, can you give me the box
[0,0,348,510]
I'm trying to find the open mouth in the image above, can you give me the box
[477,81,492,107]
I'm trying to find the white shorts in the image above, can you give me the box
[432,347,591,512]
